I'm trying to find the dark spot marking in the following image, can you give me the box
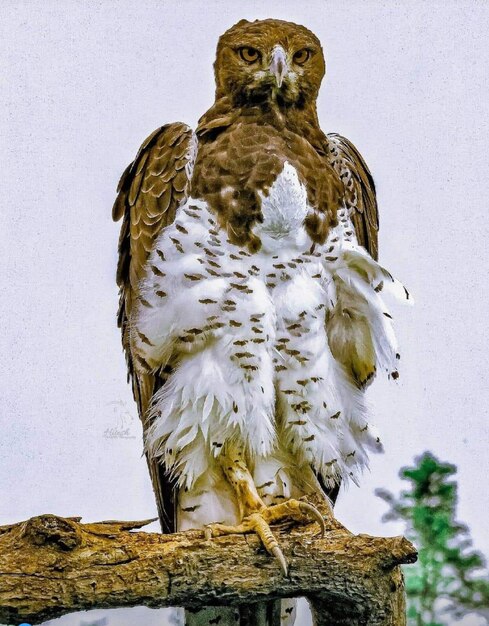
[181,504,201,512]
[287,323,301,331]
[291,400,312,413]
[135,354,151,371]
[285,349,300,356]
[170,236,183,250]
[208,322,225,329]
[175,223,188,235]
[230,282,252,293]
[151,265,165,277]
[137,331,153,346]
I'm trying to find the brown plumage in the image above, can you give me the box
[193,19,345,250]
[113,18,379,538]
[113,122,194,531]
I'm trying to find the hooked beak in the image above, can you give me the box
[269,46,288,88]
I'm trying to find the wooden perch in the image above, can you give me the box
[0,498,417,626]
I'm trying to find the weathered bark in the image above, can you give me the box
[0,500,416,625]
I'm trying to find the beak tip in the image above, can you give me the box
[270,46,288,89]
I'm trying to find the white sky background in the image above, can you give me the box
[1,0,489,623]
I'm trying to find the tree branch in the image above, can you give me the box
[0,499,417,625]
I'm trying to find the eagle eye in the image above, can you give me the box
[238,47,260,63]
[293,49,311,65]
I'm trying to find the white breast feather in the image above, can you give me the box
[131,163,410,512]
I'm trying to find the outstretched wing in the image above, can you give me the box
[327,133,379,260]
[112,122,195,532]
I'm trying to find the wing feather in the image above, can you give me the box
[327,133,379,260]
[112,122,194,532]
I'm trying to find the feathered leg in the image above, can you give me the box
[205,442,327,577]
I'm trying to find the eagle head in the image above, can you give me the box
[214,18,326,107]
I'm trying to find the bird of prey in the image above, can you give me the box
[113,18,408,626]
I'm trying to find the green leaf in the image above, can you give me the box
[377,451,489,623]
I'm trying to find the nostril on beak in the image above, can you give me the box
[270,46,288,88]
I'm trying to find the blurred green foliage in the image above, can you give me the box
[376,452,489,626]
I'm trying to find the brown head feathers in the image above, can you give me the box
[192,18,343,249]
